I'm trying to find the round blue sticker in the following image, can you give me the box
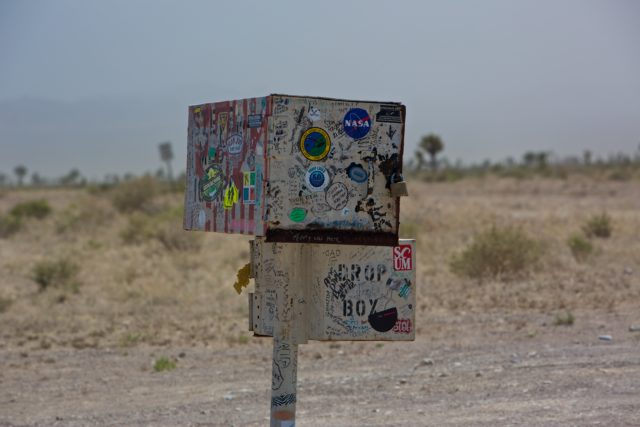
[305,166,329,192]
[346,162,368,183]
[343,108,372,140]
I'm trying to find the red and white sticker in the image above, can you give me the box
[393,319,412,334]
[393,245,413,271]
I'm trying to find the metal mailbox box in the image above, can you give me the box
[250,238,416,341]
[184,94,406,246]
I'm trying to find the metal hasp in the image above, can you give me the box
[183,94,406,246]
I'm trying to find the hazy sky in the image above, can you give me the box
[1,0,639,180]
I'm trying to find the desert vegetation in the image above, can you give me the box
[0,155,639,352]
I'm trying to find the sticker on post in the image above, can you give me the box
[243,171,256,204]
[248,114,262,128]
[376,104,403,123]
[300,127,331,161]
[226,133,243,154]
[393,245,412,271]
[346,162,368,183]
[343,108,371,139]
[200,165,224,202]
[305,166,329,192]
[289,207,307,223]
[223,179,239,209]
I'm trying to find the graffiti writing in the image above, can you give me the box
[343,298,378,317]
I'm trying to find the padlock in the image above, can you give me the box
[390,181,409,197]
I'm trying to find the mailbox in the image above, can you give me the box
[250,238,416,341]
[184,94,406,246]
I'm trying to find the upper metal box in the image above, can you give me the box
[184,94,406,245]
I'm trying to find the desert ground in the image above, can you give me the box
[1,176,639,426]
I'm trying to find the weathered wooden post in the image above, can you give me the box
[184,95,413,426]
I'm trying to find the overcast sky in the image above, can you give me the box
[1,0,639,180]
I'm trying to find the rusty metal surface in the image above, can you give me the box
[184,95,405,246]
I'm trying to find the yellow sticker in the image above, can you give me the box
[223,179,239,209]
[300,127,331,161]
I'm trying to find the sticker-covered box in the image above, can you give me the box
[184,94,406,246]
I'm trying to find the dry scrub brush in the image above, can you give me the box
[450,225,543,280]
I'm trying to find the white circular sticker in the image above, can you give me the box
[305,166,330,192]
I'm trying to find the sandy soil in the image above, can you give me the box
[1,310,639,426]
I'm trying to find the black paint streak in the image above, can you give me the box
[265,228,397,246]
[355,198,393,231]
[378,153,399,188]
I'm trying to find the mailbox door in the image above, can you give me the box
[265,95,405,246]
[252,239,416,341]
[184,97,269,235]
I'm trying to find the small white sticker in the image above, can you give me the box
[197,210,206,229]
[307,106,321,122]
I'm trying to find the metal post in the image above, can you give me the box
[269,244,310,427]
[270,335,298,426]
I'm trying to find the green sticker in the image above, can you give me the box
[289,208,307,223]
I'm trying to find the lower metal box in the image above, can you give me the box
[250,238,416,341]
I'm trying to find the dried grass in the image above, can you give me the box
[0,175,639,349]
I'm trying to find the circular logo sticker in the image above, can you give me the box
[346,162,368,183]
[300,127,331,161]
[343,108,371,139]
[226,133,243,154]
[305,166,329,192]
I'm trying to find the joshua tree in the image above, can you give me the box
[414,150,425,170]
[14,165,27,186]
[158,141,174,181]
[60,168,81,186]
[419,134,444,170]
[31,173,44,186]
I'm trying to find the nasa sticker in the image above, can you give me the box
[300,127,331,161]
[305,166,330,192]
[343,108,372,140]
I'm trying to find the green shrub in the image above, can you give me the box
[120,207,201,251]
[10,199,51,219]
[111,176,159,213]
[55,201,109,233]
[554,311,575,326]
[120,213,156,244]
[153,357,177,372]
[582,213,612,238]
[155,223,203,251]
[32,257,80,292]
[567,233,594,261]
[450,226,542,279]
[0,214,22,238]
